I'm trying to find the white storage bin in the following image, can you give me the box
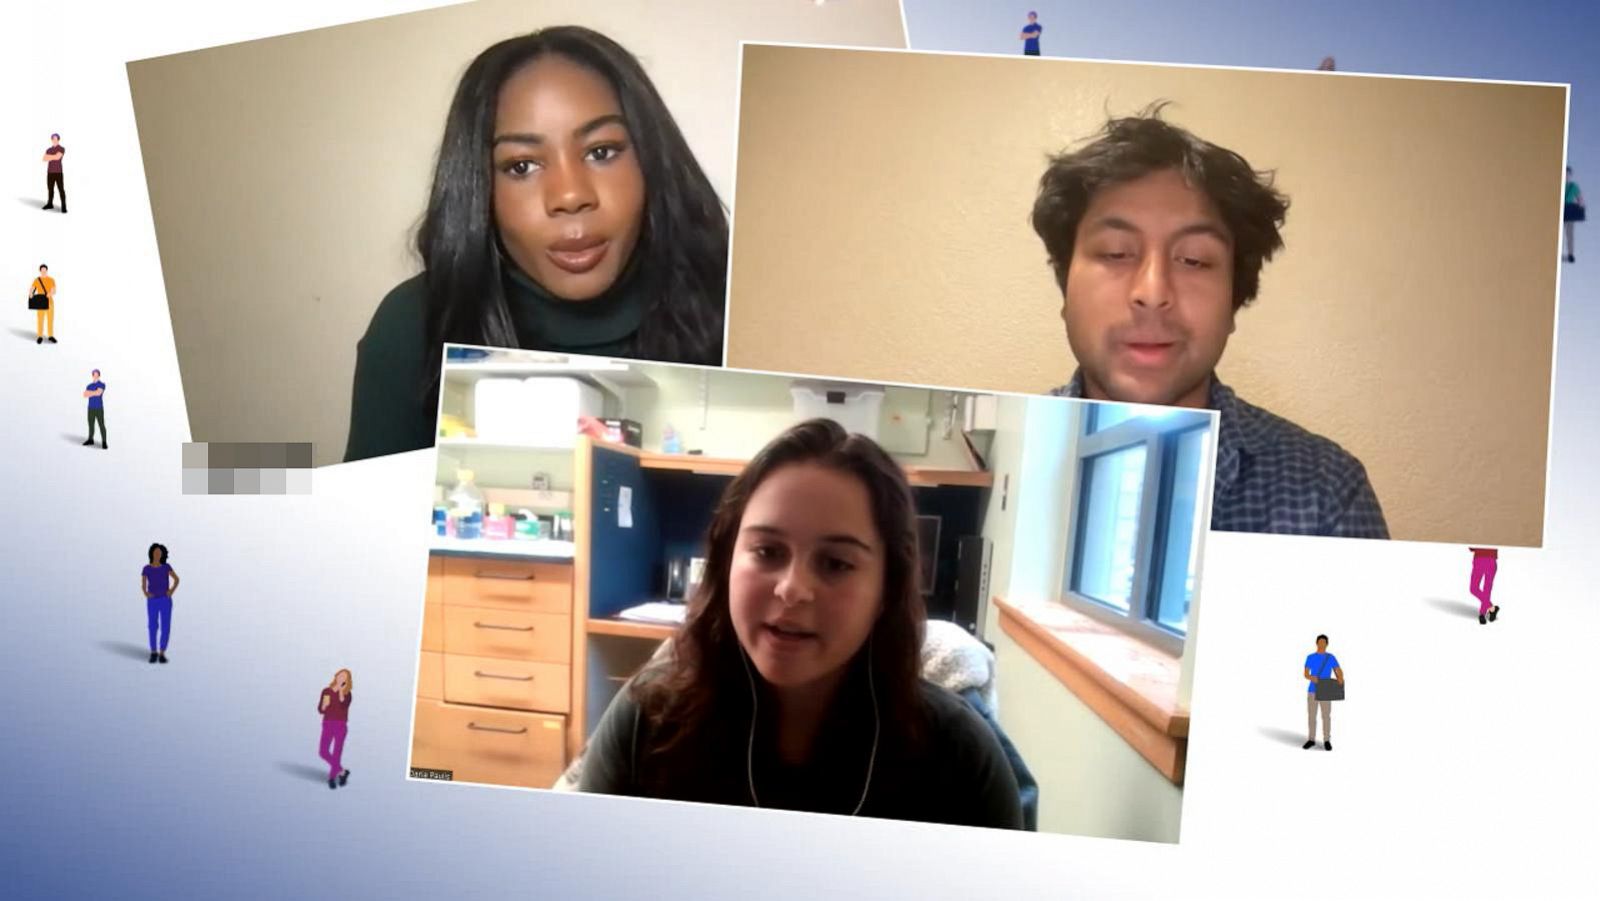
[472,378,534,443]
[791,382,885,441]
[472,377,602,447]
[523,377,603,448]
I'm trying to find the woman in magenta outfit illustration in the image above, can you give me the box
[141,544,180,664]
[1468,547,1499,625]
[318,669,354,790]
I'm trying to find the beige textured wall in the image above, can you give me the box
[126,0,908,467]
[728,46,1563,547]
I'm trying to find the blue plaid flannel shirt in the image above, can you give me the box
[1051,372,1389,539]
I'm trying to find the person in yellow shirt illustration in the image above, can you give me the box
[28,264,57,344]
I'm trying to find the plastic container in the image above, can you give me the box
[790,383,886,441]
[661,424,682,454]
[514,513,542,541]
[523,378,603,447]
[447,470,485,540]
[471,377,603,446]
[602,418,643,448]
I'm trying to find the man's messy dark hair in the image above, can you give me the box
[1031,101,1290,311]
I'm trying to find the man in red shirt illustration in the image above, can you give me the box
[42,134,66,213]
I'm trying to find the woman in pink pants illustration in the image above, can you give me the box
[318,669,353,789]
[1468,547,1499,625]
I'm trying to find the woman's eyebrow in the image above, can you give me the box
[743,524,874,553]
[492,114,629,148]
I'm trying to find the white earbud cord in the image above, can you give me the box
[741,641,879,817]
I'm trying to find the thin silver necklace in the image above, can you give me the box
[740,642,879,817]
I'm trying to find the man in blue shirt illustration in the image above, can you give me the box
[1020,12,1043,56]
[83,369,107,449]
[1303,634,1343,750]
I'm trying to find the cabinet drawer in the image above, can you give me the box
[426,556,444,606]
[411,699,565,789]
[421,603,444,653]
[444,606,570,664]
[443,654,569,713]
[441,557,572,613]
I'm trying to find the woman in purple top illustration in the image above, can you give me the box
[141,543,180,664]
[318,669,354,790]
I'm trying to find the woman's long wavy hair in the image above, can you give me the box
[328,668,353,699]
[633,419,928,755]
[415,26,728,404]
[147,543,169,565]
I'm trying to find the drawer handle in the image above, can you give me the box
[475,570,537,581]
[467,722,528,735]
[474,621,534,632]
[474,670,534,681]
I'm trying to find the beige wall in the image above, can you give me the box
[126,0,908,467]
[728,46,1563,547]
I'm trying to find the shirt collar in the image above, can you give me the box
[500,250,646,350]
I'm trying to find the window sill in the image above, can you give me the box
[994,596,1189,785]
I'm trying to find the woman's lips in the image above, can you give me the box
[764,623,818,649]
[545,237,610,275]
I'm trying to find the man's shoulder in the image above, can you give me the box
[1224,388,1370,479]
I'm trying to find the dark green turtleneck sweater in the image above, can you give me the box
[343,261,647,463]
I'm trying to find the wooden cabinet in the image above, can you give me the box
[412,699,565,789]
[421,600,444,654]
[426,555,444,605]
[417,651,444,700]
[412,552,575,789]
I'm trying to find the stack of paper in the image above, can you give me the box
[615,602,688,625]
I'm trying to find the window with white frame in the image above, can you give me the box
[1065,402,1214,648]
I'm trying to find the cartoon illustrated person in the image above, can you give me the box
[1469,546,1500,625]
[1302,634,1343,750]
[42,133,66,213]
[318,669,354,790]
[1019,11,1043,56]
[1564,166,1584,263]
[28,264,56,345]
[83,369,107,449]
[141,544,180,664]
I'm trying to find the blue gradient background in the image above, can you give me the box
[3,1,1596,898]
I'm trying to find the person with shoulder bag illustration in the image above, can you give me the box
[28,264,57,344]
[1303,633,1344,750]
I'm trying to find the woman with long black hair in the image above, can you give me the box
[344,26,728,462]
[141,543,180,664]
[578,420,1023,829]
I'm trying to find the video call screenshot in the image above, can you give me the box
[6,1,1593,898]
